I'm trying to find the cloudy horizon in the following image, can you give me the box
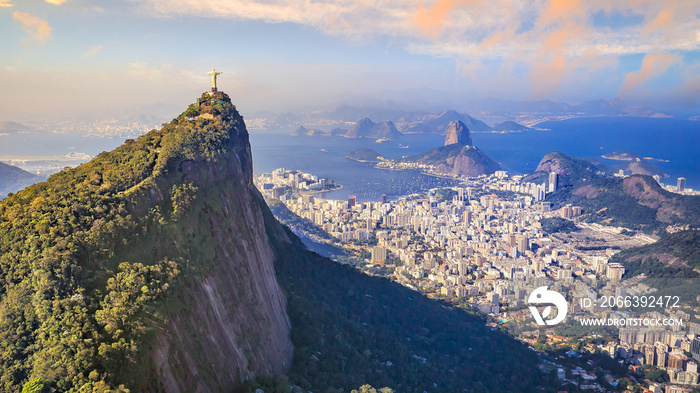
[1,0,699,120]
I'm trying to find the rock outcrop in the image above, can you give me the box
[443,121,472,146]
[402,144,501,177]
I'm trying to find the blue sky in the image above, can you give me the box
[1,0,699,119]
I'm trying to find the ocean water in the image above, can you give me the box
[250,117,700,200]
[249,132,463,201]
[474,117,700,189]
[1,117,697,201]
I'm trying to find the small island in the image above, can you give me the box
[346,148,387,163]
[291,125,326,136]
[602,150,668,163]
[490,120,530,132]
[602,150,642,161]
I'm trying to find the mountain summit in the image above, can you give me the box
[402,120,500,177]
[443,120,472,146]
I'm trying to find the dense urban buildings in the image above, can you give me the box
[255,168,700,390]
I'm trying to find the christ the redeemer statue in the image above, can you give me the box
[207,69,223,92]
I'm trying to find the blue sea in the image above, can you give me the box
[250,117,700,201]
[1,117,698,201]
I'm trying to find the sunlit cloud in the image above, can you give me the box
[131,0,699,100]
[412,0,477,37]
[43,0,69,4]
[618,52,683,96]
[0,0,13,8]
[82,45,103,58]
[130,0,698,57]
[538,0,586,26]
[12,11,52,44]
[644,8,674,35]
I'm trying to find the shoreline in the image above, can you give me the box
[373,163,466,182]
[299,184,344,195]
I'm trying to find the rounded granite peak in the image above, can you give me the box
[444,120,472,146]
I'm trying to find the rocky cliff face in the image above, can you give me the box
[443,120,472,146]
[150,127,294,392]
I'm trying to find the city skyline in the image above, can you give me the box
[1,0,699,119]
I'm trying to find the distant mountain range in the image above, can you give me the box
[403,109,492,133]
[292,109,529,141]
[313,97,671,123]
[0,121,31,133]
[345,118,402,141]
[291,125,325,136]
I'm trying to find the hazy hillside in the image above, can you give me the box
[529,152,700,233]
[0,161,43,198]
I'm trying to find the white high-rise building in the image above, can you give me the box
[548,172,558,193]
[371,246,387,263]
[677,177,686,192]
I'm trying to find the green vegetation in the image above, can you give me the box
[540,216,579,234]
[615,230,700,271]
[242,374,305,393]
[0,92,248,392]
[611,230,700,306]
[352,385,395,393]
[346,148,385,162]
[545,175,700,233]
[265,228,553,392]
[634,365,669,383]
[434,187,457,203]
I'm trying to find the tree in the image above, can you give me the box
[351,385,395,393]
[21,378,44,393]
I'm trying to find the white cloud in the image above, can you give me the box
[129,0,698,57]
[125,0,700,99]
[12,11,53,44]
[82,45,103,58]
